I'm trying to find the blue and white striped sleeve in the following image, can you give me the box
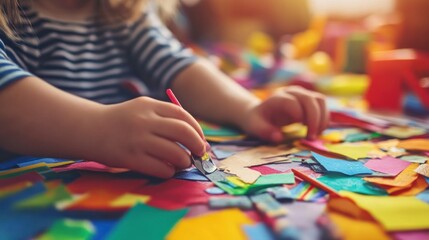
[127,10,197,94]
[0,39,33,91]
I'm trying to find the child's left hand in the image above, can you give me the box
[240,86,329,142]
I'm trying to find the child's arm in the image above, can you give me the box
[171,58,329,141]
[0,77,206,178]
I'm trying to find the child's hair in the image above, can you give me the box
[0,0,178,40]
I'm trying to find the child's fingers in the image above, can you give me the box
[286,91,320,140]
[155,101,205,140]
[315,94,329,135]
[127,154,176,179]
[154,117,206,156]
[144,135,192,170]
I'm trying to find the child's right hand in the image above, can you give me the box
[90,97,206,178]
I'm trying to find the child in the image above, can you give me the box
[0,0,328,178]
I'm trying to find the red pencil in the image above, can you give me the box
[166,88,182,107]
[291,168,340,197]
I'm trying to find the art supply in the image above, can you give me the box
[291,168,340,197]
[166,89,225,182]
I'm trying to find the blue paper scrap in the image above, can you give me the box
[311,152,372,176]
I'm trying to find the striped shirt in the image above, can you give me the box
[0,3,196,104]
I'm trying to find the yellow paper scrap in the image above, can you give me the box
[321,131,344,143]
[326,142,377,160]
[328,212,389,240]
[364,163,419,187]
[376,139,399,149]
[0,163,48,176]
[110,193,150,207]
[167,208,253,240]
[414,164,429,178]
[339,191,429,231]
[383,126,426,139]
[387,176,429,196]
[397,139,429,151]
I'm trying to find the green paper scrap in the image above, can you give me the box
[200,122,241,137]
[253,173,295,186]
[318,174,387,196]
[214,173,295,196]
[37,219,95,240]
[15,185,72,209]
[344,132,381,142]
[107,203,188,240]
[214,181,250,195]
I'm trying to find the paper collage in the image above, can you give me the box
[1,110,429,239]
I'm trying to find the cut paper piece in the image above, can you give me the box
[334,191,429,231]
[0,156,75,170]
[325,142,377,160]
[397,138,429,151]
[376,139,399,149]
[220,145,300,168]
[414,164,429,177]
[383,126,426,139]
[312,152,373,175]
[37,219,95,240]
[167,208,254,240]
[386,175,429,196]
[91,220,117,240]
[327,212,390,240]
[0,207,61,240]
[215,173,295,196]
[364,156,410,176]
[53,161,128,173]
[200,121,242,137]
[417,189,429,203]
[243,223,276,240]
[18,159,75,168]
[344,132,381,142]
[321,130,346,142]
[107,203,187,240]
[299,139,328,151]
[289,182,327,202]
[282,122,307,140]
[364,163,419,188]
[250,165,282,175]
[110,193,150,208]
[134,179,211,210]
[66,190,127,212]
[66,172,147,194]
[0,182,47,208]
[400,155,428,164]
[0,182,31,198]
[175,168,209,181]
[15,185,72,209]
[318,174,387,196]
[253,173,295,186]
[224,167,261,184]
[0,163,52,178]
[391,230,429,240]
[0,171,43,188]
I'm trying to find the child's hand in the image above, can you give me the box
[91,97,206,178]
[241,86,329,142]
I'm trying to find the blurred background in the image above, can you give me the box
[169,0,429,117]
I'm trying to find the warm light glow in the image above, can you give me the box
[309,0,395,18]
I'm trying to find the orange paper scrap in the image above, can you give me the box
[397,139,429,152]
[364,163,419,188]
